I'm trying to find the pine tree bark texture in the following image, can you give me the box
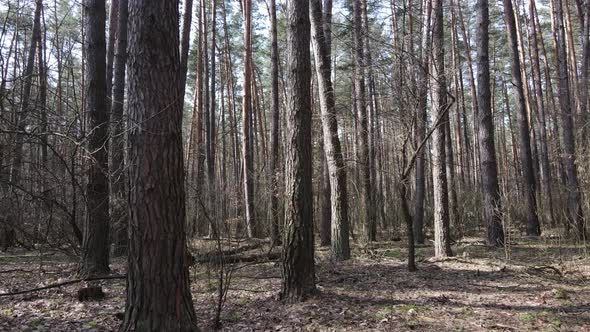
[121,0,198,330]
[242,0,257,238]
[80,0,110,277]
[310,0,350,260]
[353,0,375,243]
[476,0,505,246]
[281,0,317,304]
[552,0,585,239]
[109,0,129,257]
[431,0,453,258]
[269,0,281,246]
[502,0,541,236]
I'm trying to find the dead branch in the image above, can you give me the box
[0,275,126,297]
[194,251,281,265]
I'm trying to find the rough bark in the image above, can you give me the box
[207,0,218,238]
[530,0,555,226]
[120,0,198,330]
[476,0,504,246]
[281,0,316,303]
[414,0,432,245]
[80,0,111,277]
[552,0,585,239]
[110,0,129,257]
[310,0,350,260]
[242,0,257,238]
[269,0,281,246]
[431,0,453,258]
[353,0,374,243]
[502,0,541,236]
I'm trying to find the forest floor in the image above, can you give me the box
[0,232,589,331]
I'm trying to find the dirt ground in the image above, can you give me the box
[0,234,589,331]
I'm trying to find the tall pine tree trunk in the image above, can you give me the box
[310,0,350,260]
[121,1,198,330]
[242,0,257,238]
[431,0,452,258]
[552,0,585,238]
[353,0,374,242]
[503,0,541,236]
[281,0,316,303]
[80,0,110,277]
[476,0,504,246]
[110,0,129,257]
[269,0,281,246]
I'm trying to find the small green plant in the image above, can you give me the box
[0,307,14,316]
[400,304,429,313]
[376,306,393,320]
[88,321,98,328]
[519,313,535,322]
[460,307,475,318]
[28,319,41,328]
[551,288,568,299]
[383,249,402,259]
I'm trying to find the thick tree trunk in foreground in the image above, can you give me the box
[476,0,504,246]
[310,0,350,260]
[502,0,541,236]
[281,0,316,303]
[431,0,453,258]
[80,0,110,277]
[120,1,198,330]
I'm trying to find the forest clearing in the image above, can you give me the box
[1,235,589,331]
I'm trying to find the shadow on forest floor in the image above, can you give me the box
[0,234,588,331]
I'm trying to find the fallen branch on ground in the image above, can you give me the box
[193,241,266,260]
[0,275,126,297]
[528,265,563,277]
[194,251,281,265]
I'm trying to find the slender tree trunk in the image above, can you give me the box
[579,0,590,141]
[269,0,281,245]
[530,0,555,226]
[281,0,316,303]
[476,0,504,246]
[454,0,481,187]
[353,0,374,243]
[110,0,128,257]
[242,0,257,238]
[11,0,42,187]
[207,0,218,238]
[431,0,452,258]
[106,0,118,110]
[552,0,585,238]
[121,1,198,330]
[502,0,541,236]
[179,0,194,99]
[414,0,432,245]
[80,0,110,277]
[310,0,350,260]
